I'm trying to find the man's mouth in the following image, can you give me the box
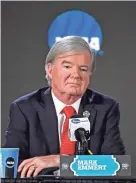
[68,83,80,86]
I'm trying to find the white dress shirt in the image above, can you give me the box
[51,90,81,146]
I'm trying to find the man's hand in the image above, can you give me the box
[18,155,60,178]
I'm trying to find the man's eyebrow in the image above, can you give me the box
[80,65,89,68]
[62,60,72,64]
[62,60,89,69]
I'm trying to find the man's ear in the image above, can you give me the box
[45,63,53,80]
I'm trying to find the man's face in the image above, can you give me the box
[47,51,92,97]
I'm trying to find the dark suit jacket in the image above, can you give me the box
[4,87,125,161]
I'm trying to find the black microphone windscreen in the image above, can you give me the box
[70,114,83,118]
[74,128,86,142]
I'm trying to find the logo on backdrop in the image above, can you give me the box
[48,10,104,55]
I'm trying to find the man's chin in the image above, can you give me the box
[66,89,82,96]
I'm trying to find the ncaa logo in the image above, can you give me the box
[6,157,15,168]
[48,10,103,55]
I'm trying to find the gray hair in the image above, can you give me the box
[45,36,96,85]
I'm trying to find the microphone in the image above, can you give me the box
[74,127,89,143]
[74,128,90,155]
[68,115,90,141]
[68,115,90,155]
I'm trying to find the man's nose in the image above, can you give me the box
[71,67,80,78]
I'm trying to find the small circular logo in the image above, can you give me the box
[48,10,103,55]
[6,157,15,168]
[83,111,90,118]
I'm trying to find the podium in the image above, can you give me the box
[1,176,136,183]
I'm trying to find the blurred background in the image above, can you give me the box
[1,1,136,175]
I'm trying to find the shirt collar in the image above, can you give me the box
[51,90,81,116]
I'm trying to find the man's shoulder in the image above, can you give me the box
[12,87,49,105]
[86,88,118,106]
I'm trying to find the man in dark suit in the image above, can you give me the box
[4,36,125,177]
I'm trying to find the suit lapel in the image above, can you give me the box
[39,88,59,154]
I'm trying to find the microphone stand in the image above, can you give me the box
[76,141,84,155]
[75,128,89,155]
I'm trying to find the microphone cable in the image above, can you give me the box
[87,148,93,155]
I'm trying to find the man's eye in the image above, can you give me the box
[64,65,71,69]
[80,68,88,72]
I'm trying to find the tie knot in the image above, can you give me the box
[62,106,76,118]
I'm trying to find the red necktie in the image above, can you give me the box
[60,106,76,155]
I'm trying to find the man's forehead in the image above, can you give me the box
[55,51,91,60]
